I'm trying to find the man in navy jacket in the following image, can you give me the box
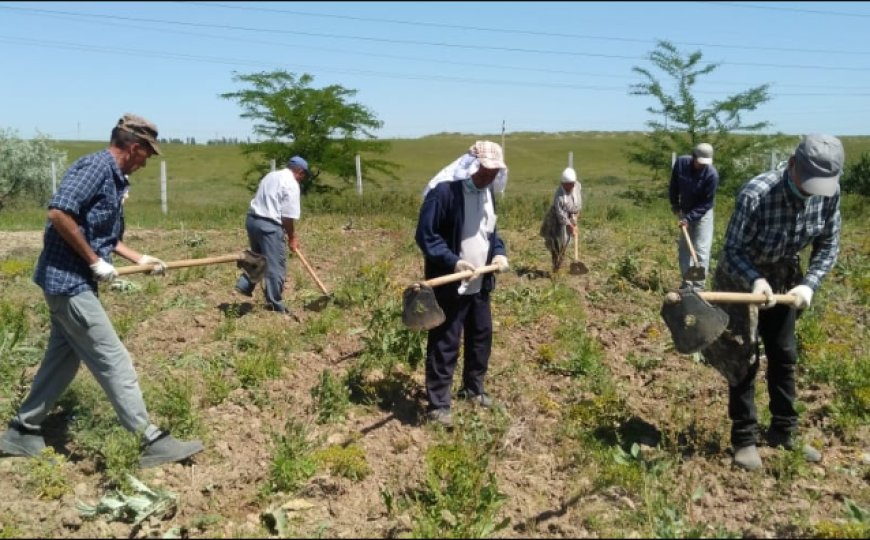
[669,142,719,289]
[414,141,509,428]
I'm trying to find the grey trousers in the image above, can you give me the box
[236,213,288,313]
[13,291,160,441]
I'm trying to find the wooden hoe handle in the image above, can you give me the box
[294,248,329,295]
[117,253,242,276]
[421,263,502,288]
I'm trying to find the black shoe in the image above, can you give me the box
[140,432,204,468]
[0,423,46,457]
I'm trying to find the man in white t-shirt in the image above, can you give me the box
[235,156,309,317]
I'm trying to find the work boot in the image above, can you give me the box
[733,445,762,471]
[457,388,493,409]
[427,408,453,429]
[766,430,821,463]
[0,422,46,458]
[140,432,204,468]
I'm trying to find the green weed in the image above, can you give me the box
[100,428,142,491]
[234,350,282,389]
[266,421,317,494]
[312,444,370,481]
[310,369,351,424]
[146,375,202,439]
[23,448,71,500]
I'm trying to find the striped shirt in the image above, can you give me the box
[33,150,128,296]
[719,167,840,291]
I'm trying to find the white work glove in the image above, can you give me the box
[90,259,118,283]
[787,284,814,310]
[455,259,476,274]
[138,254,167,275]
[752,278,776,309]
[492,255,509,272]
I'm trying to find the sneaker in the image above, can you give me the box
[427,408,453,429]
[0,424,46,458]
[140,432,204,469]
[766,431,821,463]
[733,445,762,471]
[457,389,493,408]
[234,286,253,298]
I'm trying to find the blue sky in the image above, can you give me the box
[1,1,869,142]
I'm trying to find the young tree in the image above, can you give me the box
[221,70,398,192]
[0,128,67,212]
[628,40,788,194]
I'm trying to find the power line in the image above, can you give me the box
[705,1,870,18]
[188,1,870,57]
[1,5,869,72]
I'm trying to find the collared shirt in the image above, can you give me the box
[33,149,129,296]
[719,167,841,291]
[669,155,719,222]
[248,168,300,224]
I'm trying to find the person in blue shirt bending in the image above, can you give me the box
[669,142,719,289]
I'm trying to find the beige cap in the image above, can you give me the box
[117,113,161,155]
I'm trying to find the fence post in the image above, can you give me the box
[160,160,167,215]
[50,161,57,194]
[770,150,776,170]
[355,154,363,196]
[671,152,676,168]
[568,151,573,168]
[270,159,276,172]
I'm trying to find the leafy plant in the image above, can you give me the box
[266,421,317,494]
[310,369,350,424]
[312,444,370,481]
[24,448,71,500]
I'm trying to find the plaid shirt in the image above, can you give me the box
[719,167,840,291]
[33,150,128,296]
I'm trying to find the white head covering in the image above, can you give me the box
[422,148,509,198]
[561,167,577,184]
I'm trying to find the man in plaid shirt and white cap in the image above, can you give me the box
[702,134,844,471]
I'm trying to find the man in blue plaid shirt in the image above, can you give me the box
[0,114,204,468]
[702,134,844,471]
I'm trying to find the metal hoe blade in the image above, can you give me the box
[683,264,705,282]
[237,249,267,284]
[402,283,445,331]
[660,289,729,354]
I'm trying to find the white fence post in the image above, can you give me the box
[770,150,776,170]
[160,160,167,215]
[270,159,276,172]
[568,151,573,168]
[50,161,57,194]
[355,154,363,196]
[671,152,676,168]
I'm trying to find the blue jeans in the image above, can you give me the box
[236,213,288,313]
[13,291,160,442]
[678,210,714,288]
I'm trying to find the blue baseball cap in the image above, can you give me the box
[287,156,309,172]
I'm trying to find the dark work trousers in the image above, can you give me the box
[235,213,288,313]
[425,286,492,411]
[729,303,799,447]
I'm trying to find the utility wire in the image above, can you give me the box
[1,5,869,72]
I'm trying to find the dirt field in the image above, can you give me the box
[0,222,867,539]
